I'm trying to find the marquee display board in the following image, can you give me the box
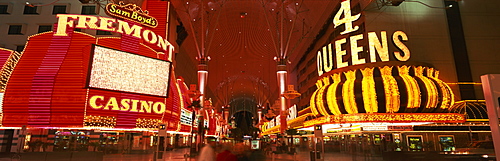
[87,45,171,97]
[1,30,182,130]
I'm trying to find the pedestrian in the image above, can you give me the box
[233,143,250,161]
[198,137,217,161]
[216,143,237,161]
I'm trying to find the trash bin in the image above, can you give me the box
[309,151,320,161]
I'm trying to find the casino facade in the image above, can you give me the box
[260,0,496,155]
[0,1,220,153]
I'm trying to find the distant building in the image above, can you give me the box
[0,0,117,52]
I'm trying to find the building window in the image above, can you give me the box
[16,45,25,52]
[81,6,96,15]
[23,6,38,14]
[8,25,23,35]
[0,5,9,14]
[52,5,67,14]
[38,25,52,33]
[96,30,112,35]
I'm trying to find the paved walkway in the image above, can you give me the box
[101,148,383,161]
[0,148,384,161]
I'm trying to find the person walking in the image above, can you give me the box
[216,143,237,161]
[198,137,217,161]
[233,143,250,161]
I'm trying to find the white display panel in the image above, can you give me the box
[88,45,171,97]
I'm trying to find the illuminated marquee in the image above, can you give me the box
[88,95,166,114]
[105,2,158,28]
[88,45,171,97]
[180,110,193,125]
[317,0,410,77]
[55,14,174,55]
[286,104,297,121]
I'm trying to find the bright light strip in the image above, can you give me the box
[298,122,433,131]
[343,70,357,113]
[326,73,342,115]
[414,66,438,109]
[379,66,400,113]
[361,68,378,113]
[89,46,171,97]
[398,66,421,109]
[297,127,314,131]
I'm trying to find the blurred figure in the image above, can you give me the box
[248,147,266,161]
[198,137,217,161]
[216,143,237,161]
[233,143,250,161]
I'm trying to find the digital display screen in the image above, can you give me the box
[88,45,171,97]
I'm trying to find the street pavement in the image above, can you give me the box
[0,148,384,161]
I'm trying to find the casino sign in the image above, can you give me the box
[309,0,464,124]
[105,1,158,28]
[0,2,183,130]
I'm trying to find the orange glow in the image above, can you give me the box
[305,113,465,126]
[398,65,421,109]
[415,66,438,110]
[343,70,357,114]
[326,73,342,115]
[379,66,400,113]
[310,62,455,115]
[361,67,377,113]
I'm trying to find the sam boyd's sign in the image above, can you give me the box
[105,2,158,28]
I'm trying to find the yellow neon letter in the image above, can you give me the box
[153,102,166,114]
[335,38,348,69]
[130,99,139,112]
[104,97,119,110]
[55,14,79,36]
[156,35,174,52]
[120,99,131,111]
[75,15,99,30]
[89,95,104,109]
[97,17,117,32]
[333,0,361,35]
[317,51,324,76]
[116,19,142,39]
[393,31,410,61]
[142,29,158,44]
[109,4,116,12]
[322,44,334,73]
[368,31,389,62]
[350,34,365,65]
[139,101,153,113]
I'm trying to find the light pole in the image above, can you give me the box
[187,84,201,157]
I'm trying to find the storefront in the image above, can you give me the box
[0,1,218,153]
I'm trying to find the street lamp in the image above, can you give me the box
[282,85,301,100]
[187,84,201,157]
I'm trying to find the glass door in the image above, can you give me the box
[438,135,455,151]
[407,135,423,151]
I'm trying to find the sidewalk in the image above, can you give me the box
[101,148,384,161]
[0,148,384,161]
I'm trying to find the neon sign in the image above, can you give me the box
[105,2,158,28]
[55,14,174,55]
[317,0,410,77]
[88,95,166,114]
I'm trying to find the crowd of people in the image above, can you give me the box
[197,137,266,161]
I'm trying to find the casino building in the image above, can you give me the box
[0,0,499,157]
[260,0,499,156]
[0,0,219,153]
